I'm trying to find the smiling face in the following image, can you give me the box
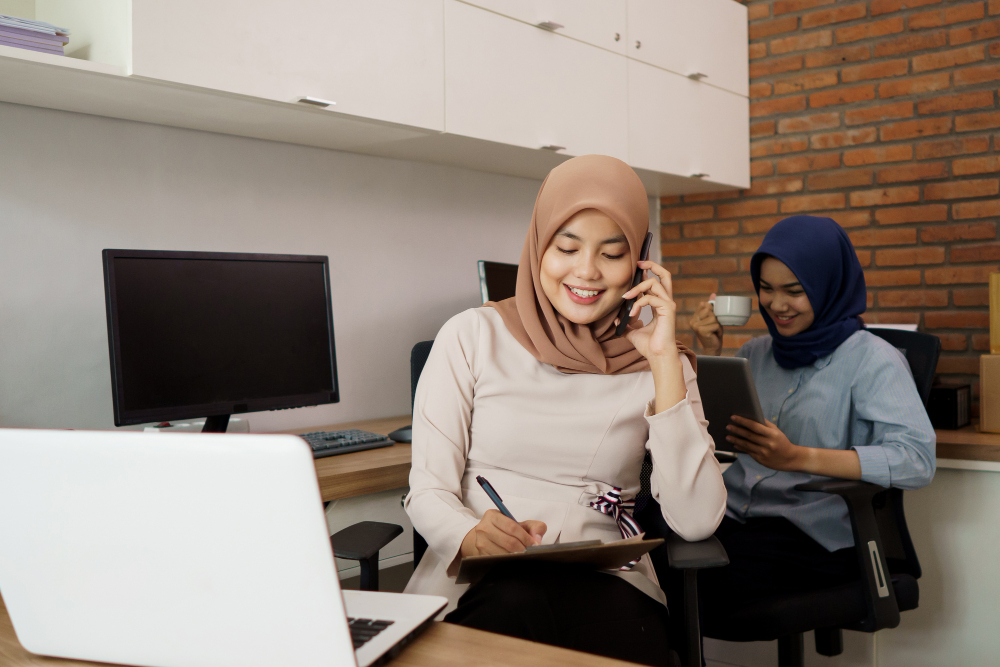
[758,257,815,336]
[539,209,634,325]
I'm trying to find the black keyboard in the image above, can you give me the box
[299,429,395,459]
[347,617,394,649]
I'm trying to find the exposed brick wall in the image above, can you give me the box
[664,0,1000,411]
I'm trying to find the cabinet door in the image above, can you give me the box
[458,0,627,54]
[627,0,748,97]
[629,60,749,190]
[131,0,444,131]
[445,1,628,161]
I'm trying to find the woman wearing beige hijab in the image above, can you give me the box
[403,155,726,665]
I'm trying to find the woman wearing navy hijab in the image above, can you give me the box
[688,215,935,627]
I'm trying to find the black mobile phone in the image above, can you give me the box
[615,232,654,338]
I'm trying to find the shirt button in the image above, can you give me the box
[772,416,778,420]
[756,475,762,480]
[742,504,749,511]
[788,388,794,394]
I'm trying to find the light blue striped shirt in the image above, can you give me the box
[723,330,936,551]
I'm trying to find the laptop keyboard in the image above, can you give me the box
[298,429,395,459]
[347,617,395,649]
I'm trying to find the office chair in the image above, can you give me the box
[409,339,725,667]
[699,328,940,667]
[328,342,439,592]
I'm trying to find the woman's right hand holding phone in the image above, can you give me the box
[691,293,724,356]
[460,509,547,557]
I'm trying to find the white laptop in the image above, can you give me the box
[0,429,446,667]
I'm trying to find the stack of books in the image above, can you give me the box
[0,15,70,56]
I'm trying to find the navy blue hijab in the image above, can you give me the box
[750,215,867,369]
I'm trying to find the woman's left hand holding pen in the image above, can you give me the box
[459,510,547,557]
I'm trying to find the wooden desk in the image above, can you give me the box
[305,417,1000,503]
[307,417,1000,501]
[298,415,412,502]
[935,422,1000,463]
[0,593,637,667]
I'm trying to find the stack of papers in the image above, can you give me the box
[0,15,70,56]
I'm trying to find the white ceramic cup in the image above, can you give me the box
[709,295,752,326]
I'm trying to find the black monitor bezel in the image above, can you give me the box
[102,249,339,427]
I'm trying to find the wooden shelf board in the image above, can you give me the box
[936,422,1000,463]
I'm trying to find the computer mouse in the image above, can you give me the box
[388,425,412,443]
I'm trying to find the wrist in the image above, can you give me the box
[647,348,682,369]
[650,353,686,414]
[459,527,476,557]
[791,444,813,474]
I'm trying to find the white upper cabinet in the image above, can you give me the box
[445,0,628,161]
[0,0,748,193]
[629,60,749,190]
[457,0,627,54]
[627,0,748,97]
[131,0,445,131]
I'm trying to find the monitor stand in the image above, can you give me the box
[202,415,230,433]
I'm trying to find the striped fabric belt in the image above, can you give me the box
[589,487,642,571]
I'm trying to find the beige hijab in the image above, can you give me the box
[489,155,694,375]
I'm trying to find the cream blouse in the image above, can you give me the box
[403,307,726,615]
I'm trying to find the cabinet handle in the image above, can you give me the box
[614,32,621,41]
[540,145,566,152]
[690,173,709,179]
[298,96,336,108]
[536,21,564,31]
[635,40,641,49]
[687,72,709,81]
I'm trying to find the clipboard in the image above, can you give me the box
[456,533,663,584]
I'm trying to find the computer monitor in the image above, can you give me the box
[477,260,518,304]
[102,249,339,432]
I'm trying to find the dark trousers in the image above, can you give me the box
[444,562,675,666]
[668,516,860,636]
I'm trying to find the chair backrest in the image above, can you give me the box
[409,340,435,569]
[410,340,435,411]
[866,328,941,408]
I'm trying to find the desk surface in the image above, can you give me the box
[0,594,637,667]
[300,415,412,502]
[307,416,1000,502]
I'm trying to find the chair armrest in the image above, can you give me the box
[665,532,729,570]
[663,532,729,667]
[794,480,900,632]
[796,479,882,498]
[330,521,403,562]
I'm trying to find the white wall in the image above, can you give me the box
[0,101,539,431]
[877,467,1000,666]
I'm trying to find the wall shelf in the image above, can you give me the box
[0,48,744,196]
[0,0,749,196]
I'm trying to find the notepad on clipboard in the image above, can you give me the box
[455,533,663,584]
